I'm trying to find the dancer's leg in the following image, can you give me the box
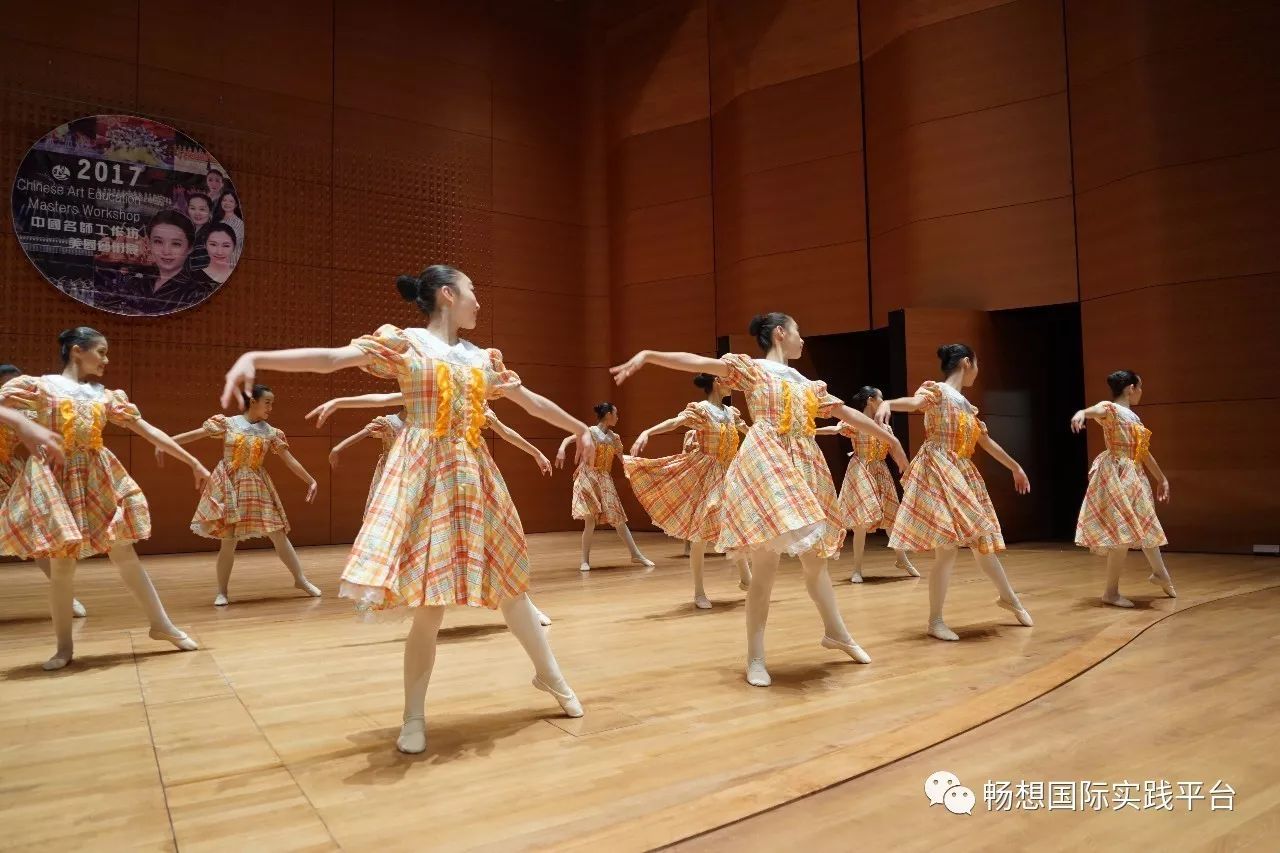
[973,550,1034,626]
[735,555,752,591]
[579,518,595,571]
[214,537,236,605]
[43,557,77,670]
[744,549,780,686]
[501,594,581,716]
[1101,547,1133,607]
[928,546,960,641]
[849,527,868,583]
[109,545,197,651]
[799,551,871,664]
[398,605,445,753]
[266,530,321,597]
[690,540,710,609]
[616,523,654,567]
[37,557,85,617]
[1143,547,1177,598]
[894,549,920,577]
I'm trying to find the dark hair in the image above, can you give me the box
[204,222,238,248]
[1106,370,1141,398]
[241,384,273,411]
[396,265,465,315]
[58,327,104,364]
[693,373,716,393]
[747,312,791,353]
[937,343,975,375]
[215,191,243,220]
[850,385,881,411]
[187,192,213,213]
[593,402,616,420]
[0,364,20,381]
[207,167,226,181]
[146,208,195,247]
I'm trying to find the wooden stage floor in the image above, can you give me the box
[1,534,1276,851]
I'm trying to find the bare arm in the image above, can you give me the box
[814,425,844,436]
[555,433,577,469]
[487,414,553,476]
[170,428,209,446]
[0,408,64,466]
[830,404,909,470]
[977,434,1031,494]
[329,426,375,467]
[222,345,372,409]
[874,393,929,425]
[501,385,592,469]
[126,419,210,491]
[277,448,319,502]
[1143,451,1170,502]
[308,392,404,427]
[1070,401,1111,433]
[631,414,688,455]
[610,350,726,385]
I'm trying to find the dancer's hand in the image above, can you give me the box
[555,446,567,469]
[1070,410,1086,433]
[1156,478,1170,502]
[328,448,341,468]
[305,480,318,503]
[874,400,893,426]
[13,417,64,467]
[631,431,650,455]
[191,463,211,491]
[221,354,256,410]
[609,351,648,386]
[155,445,166,467]
[890,443,910,472]
[535,452,553,477]
[1012,465,1031,495]
[307,399,341,428]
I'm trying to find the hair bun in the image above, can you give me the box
[395,274,420,302]
[747,314,766,337]
[936,344,949,359]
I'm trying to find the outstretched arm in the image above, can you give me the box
[1070,401,1111,433]
[488,413,553,476]
[830,405,909,470]
[814,425,844,436]
[610,350,726,385]
[222,345,372,409]
[631,414,688,455]
[126,419,210,491]
[154,426,212,466]
[329,426,375,468]
[555,433,577,469]
[308,392,404,427]
[874,392,929,425]
[501,385,593,469]
[1143,452,1170,502]
[977,434,1031,495]
[277,448,319,502]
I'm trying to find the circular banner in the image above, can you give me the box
[10,115,244,316]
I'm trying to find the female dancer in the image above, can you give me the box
[164,385,322,606]
[611,313,908,687]
[0,364,87,617]
[219,264,589,753]
[1072,369,1176,606]
[1,327,205,670]
[815,385,919,583]
[556,403,654,572]
[875,344,1034,641]
[626,373,752,609]
[320,393,556,626]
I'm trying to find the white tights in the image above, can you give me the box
[580,518,648,567]
[689,540,751,606]
[927,545,1026,638]
[215,531,319,600]
[1103,546,1176,606]
[849,527,916,581]
[744,549,858,665]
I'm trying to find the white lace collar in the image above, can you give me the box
[590,424,616,441]
[938,382,976,413]
[1112,404,1141,424]
[43,374,108,401]
[699,399,734,422]
[753,358,808,383]
[404,327,487,367]
[231,414,274,435]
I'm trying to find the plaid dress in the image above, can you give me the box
[716,354,845,558]
[1075,402,1167,550]
[0,374,150,559]
[363,413,405,513]
[0,409,38,505]
[190,415,291,541]
[623,400,747,543]
[835,425,901,532]
[340,326,529,617]
[571,425,628,525]
[889,382,1004,554]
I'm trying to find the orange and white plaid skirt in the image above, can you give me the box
[191,462,290,541]
[571,465,628,526]
[1075,452,1167,551]
[623,451,730,543]
[889,442,1004,554]
[837,458,900,532]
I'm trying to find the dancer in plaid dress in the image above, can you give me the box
[815,385,919,583]
[0,363,87,618]
[625,373,753,609]
[557,403,655,572]
[876,344,1034,642]
[1071,369,1176,606]
[219,265,590,754]
[166,385,322,606]
[612,312,908,687]
[1,328,205,670]
[318,392,556,626]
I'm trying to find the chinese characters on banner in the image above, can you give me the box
[10,115,244,317]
